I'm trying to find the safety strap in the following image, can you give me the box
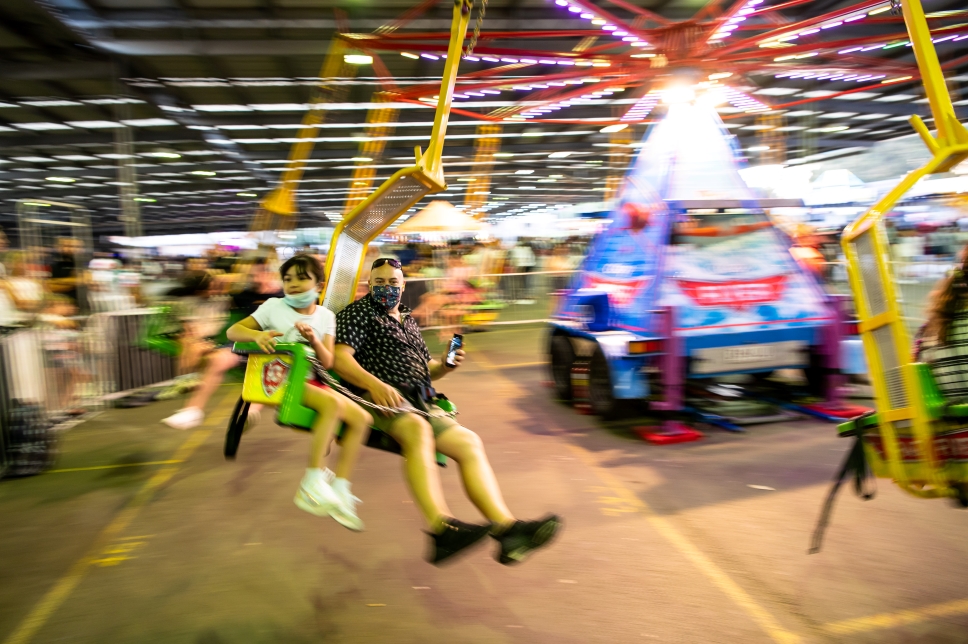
[808,429,876,554]
[306,355,458,420]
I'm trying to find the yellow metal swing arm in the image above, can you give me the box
[322,0,475,314]
[841,0,968,498]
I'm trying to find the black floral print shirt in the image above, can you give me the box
[335,293,433,391]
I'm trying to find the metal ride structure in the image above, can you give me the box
[343,0,968,131]
[833,0,968,507]
[249,37,356,234]
[223,0,476,460]
[322,0,477,315]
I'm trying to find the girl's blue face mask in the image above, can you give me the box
[371,284,401,310]
[283,289,318,309]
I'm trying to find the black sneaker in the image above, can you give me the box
[428,518,492,566]
[493,515,561,565]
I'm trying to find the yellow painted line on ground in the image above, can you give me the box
[566,444,800,644]
[47,460,183,473]
[824,598,968,635]
[472,351,801,644]
[2,390,237,644]
[476,360,546,370]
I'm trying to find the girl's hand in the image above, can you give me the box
[256,330,283,353]
[294,321,316,344]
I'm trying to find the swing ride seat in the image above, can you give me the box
[832,0,968,502]
[836,362,968,486]
[223,342,449,467]
[139,306,182,357]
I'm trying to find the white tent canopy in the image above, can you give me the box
[394,200,487,233]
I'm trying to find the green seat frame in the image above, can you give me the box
[225,342,448,466]
[838,362,968,436]
[140,306,182,357]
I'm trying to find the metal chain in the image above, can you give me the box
[463,0,487,58]
[308,357,458,419]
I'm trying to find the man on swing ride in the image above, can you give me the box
[334,257,560,565]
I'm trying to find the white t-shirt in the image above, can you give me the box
[251,297,336,347]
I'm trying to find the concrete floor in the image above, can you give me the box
[2,324,968,644]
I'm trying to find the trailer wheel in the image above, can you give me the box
[550,332,575,400]
[589,346,621,420]
[803,349,828,398]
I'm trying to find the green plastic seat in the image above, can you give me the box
[913,361,968,419]
[837,362,968,438]
[139,306,182,357]
[225,341,448,466]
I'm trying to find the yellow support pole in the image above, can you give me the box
[256,39,354,228]
[342,93,399,215]
[603,127,632,202]
[463,124,502,216]
[841,0,968,499]
[321,0,474,314]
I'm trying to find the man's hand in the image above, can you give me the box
[368,380,403,412]
[256,330,283,353]
[443,348,465,370]
[294,321,316,344]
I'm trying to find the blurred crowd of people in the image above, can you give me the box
[0,230,589,421]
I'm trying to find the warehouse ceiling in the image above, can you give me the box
[0,0,966,237]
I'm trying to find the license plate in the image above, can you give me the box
[723,345,776,364]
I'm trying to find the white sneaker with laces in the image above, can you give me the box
[330,479,364,531]
[161,407,204,430]
[293,469,340,518]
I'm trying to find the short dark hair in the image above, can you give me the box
[280,253,325,283]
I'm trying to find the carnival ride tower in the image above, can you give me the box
[549,98,853,424]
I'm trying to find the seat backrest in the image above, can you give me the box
[914,362,947,418]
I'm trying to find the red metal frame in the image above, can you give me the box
[338,0,966,126]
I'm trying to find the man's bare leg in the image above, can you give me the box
[384,413,453,532]
[435,425,515,530]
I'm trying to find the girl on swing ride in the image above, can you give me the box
[227,254,372,531]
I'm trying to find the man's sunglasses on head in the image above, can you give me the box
[372,257,402,269]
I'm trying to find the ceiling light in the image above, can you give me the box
[191,170,216,176]
[494,152,514,158]
[237,192,257,197]
[22,201,50,207]
[351,157,373,162]
[548,151,572,158]
[747,145,770,151]
[515,169,535,174]
[15,122,72,131]
[144,151,182,159]
[67,120,122,129]
[709,72,732,80]
[133,197,156,202]
[600,124,629,133]
[45,176,75,183]
[344,54,373,65]
[401,52,419,59]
